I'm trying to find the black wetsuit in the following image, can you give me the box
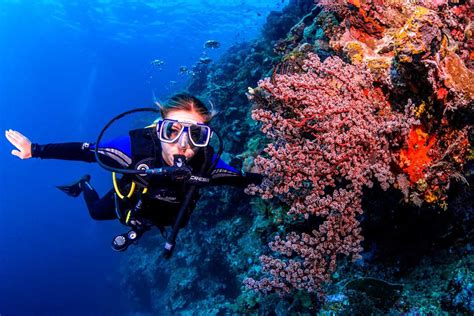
[31,127,262,227]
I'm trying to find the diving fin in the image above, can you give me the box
[56,174,91,197]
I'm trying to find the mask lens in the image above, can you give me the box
[161,120,183,142]
[189,125,210,146]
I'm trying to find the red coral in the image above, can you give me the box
[398,126,437,183]
[398,127,471,205]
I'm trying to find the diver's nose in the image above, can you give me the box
[177,131,189,149]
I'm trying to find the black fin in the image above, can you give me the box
[56,174,91,197]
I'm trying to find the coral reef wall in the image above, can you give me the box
[121,0,473,314]
[246,0,472,295]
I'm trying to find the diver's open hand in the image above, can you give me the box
[5,129,32,159]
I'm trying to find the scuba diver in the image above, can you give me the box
[5,93,263,258]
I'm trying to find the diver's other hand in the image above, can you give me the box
[5,129,32,159]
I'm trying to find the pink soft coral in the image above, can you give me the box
[245,53,416,294]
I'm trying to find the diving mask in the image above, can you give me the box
[157,119,212,147]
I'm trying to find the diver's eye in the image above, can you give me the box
[163,122,183,140]
[190,125,204,141]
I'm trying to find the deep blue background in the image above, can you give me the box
[0,1,283,314]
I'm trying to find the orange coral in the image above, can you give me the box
[436,87,448,101]
[399,126,437,183]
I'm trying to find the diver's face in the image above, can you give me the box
[160,110,206,166]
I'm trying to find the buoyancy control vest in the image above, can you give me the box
[115,126,214,228]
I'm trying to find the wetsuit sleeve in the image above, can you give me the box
[209,155,263,187]
[31,136,132,168]
[31,142,96,162]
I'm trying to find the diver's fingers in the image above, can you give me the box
[6,130,32,159]
[15,131,31,144]
[5,130,20,148]
[6,130,30,149]
[11,149,24,159]
[5,129,20,142]
[5,129,18,139]
[8,130,29,144]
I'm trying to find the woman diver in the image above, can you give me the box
[5,93,262,256]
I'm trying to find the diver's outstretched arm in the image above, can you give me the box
[5,129,95,162]
[6,129,132,168]
[5,129,32,159]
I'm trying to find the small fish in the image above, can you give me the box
[151,59,164,67]
[179,66,188,74]
[204,40,221,49]
[198,57,212,64]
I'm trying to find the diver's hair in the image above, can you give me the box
[156,93,217,123]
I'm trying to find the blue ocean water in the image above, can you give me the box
[0,1,284,314]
